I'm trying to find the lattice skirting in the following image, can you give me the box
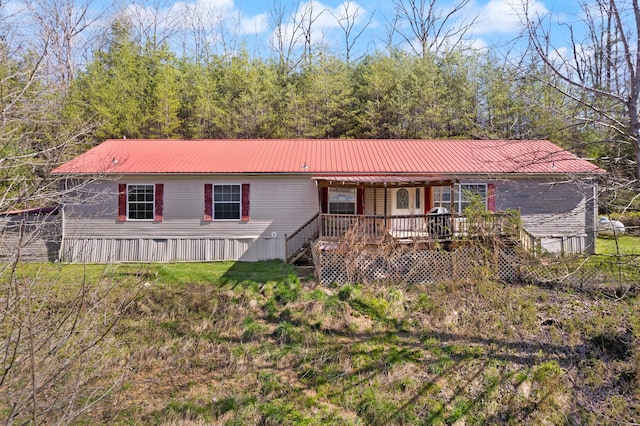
[313,242,519,285]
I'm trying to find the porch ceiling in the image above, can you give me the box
[312,175,457,187]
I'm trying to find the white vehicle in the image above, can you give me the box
[597,216,626,237]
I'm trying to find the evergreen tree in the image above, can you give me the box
[70,21,145,140]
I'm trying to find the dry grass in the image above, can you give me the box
[3,260,638,425]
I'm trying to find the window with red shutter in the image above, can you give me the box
[119,184,159,221]
[205,184,247,221]
[320,187,328,213]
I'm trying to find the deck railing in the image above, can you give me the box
[518,227,540,254]
[320,212,520,241]
[321,213,453,240]
[285,212,321,261]
[458,212,520,238]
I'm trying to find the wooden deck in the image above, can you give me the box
[285,211,521,262]
[319,212,517,241]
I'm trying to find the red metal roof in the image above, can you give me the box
[51,139,605,175]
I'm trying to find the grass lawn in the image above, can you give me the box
[597,235,640,255]
[1,259,639,425]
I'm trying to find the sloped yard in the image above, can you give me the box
[1,257,639,425]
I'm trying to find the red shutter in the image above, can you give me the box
[241,183,250,221]
[356,187,364,215]
[487,183,496,212]
[154,184,164,221]
[204,184,212,222]
[424,187,432,213]
[118,183,127,221]
[321,187,328,213]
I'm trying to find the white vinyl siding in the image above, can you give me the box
[61,175,319,261]
[59,175,597,261]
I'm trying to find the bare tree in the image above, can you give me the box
[330,0,374,63]
[0,5,140,424]
[0,255,141,424]
[524,0,640,181]
[181,1,242,63]
[268,0,304,74]
[299,1,326,65]
[393,0,478,57]
[117,0,181,51]
[24,0,106,87]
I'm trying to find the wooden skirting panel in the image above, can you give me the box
[61,237,286,263]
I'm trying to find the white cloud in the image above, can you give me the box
[471,0,548,35]
[240,13,268,35]
[176,0,235,15]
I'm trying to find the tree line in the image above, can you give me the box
[59,22,606,158]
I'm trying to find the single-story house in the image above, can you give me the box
[51,139,604,263]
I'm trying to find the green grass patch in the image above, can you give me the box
[596,235,640,255]
[6,259,639,425]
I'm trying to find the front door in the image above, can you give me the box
[391,188,422,232]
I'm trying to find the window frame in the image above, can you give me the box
[212,183,242,221]
[126,183,155,221]
[456,183,487,214]
[432,186,452,212]
[432,183,488,215]
[328,187,356,215]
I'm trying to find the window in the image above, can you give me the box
[328,187,356,214]
[415,188,421,209]
[396,188,409,209]
[432,186,452,212]
[127,184,155,220]
[457,184,487,214]
[432,184,487,214]
[214,184,241,220]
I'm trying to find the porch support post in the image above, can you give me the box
[383,183,388,229]
[450,183,455,238]
[373,186,377,215]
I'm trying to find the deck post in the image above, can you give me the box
[373,186,377,215]
[450,183,455,236]
[383,184,388,229]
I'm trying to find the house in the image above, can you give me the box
[50,139,604,263]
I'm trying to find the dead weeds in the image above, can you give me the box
[52,262,640,425]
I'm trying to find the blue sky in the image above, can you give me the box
[4,0,585,61]
[103,0,584,57]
